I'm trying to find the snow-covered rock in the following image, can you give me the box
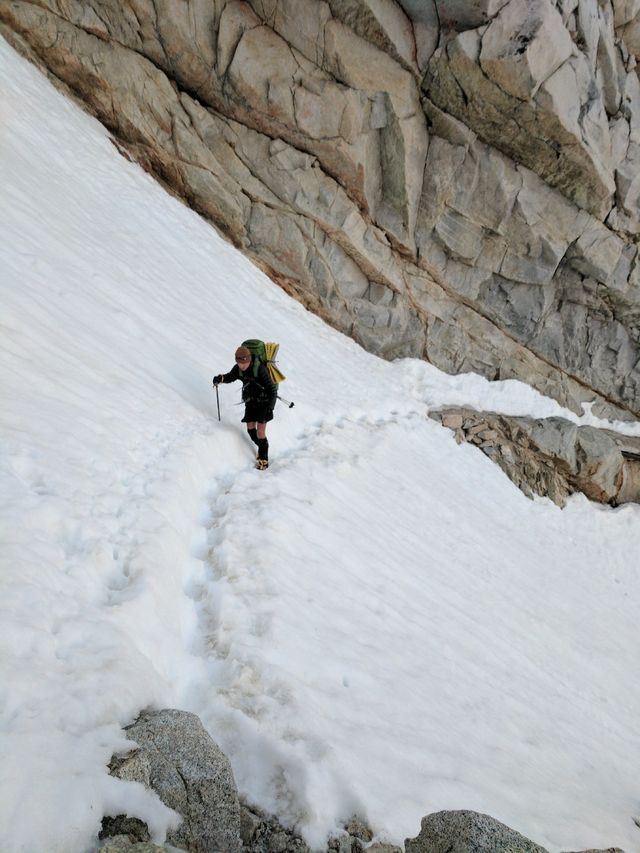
[107,710,241,853]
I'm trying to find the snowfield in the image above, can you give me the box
[1,36,639,853]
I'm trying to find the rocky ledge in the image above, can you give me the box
[430,407,640,506]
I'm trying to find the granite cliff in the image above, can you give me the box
[3,0,640,420]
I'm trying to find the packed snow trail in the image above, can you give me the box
[1,36,640,853]
[186,410,640,851]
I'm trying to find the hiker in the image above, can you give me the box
[213,345,277,470]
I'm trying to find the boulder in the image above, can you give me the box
[108,709,241,853]
[405,810,548,853]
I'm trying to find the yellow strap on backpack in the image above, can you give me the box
[265,342,286,384]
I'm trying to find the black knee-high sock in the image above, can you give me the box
[247,427,259,446]
[257,438,269,461]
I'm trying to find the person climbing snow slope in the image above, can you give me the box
[213,345,277,469]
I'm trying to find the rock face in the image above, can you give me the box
[431,407,640,505]
[405,810,548,853]
[3,1,640,420]
[106,709,241,853]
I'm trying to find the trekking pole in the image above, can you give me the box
[215,384,221,421]
[277,394,294,409]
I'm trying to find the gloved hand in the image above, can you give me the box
[213,375,224,386]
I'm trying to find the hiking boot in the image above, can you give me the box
[256,459,269,470]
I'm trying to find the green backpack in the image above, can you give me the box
[241,339,286,384]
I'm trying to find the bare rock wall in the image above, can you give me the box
[3,0,640,419]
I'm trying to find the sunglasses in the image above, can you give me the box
[236,356,250,363]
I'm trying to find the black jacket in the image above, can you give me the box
[222,359,277,409]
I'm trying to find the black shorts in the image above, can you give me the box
[242,400,274,424]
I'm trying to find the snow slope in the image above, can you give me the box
[1,37,639,853]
